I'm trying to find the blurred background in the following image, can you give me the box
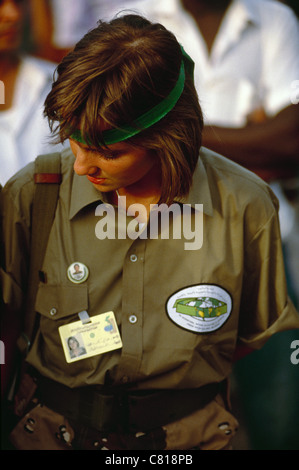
[1,0,298,450]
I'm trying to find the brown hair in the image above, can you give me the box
[44,14,204,204]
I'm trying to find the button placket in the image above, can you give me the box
[129,314,138,324]
[115,239,146,384]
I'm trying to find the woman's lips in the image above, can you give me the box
[87,175,106,184]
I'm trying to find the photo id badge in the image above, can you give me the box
[58,311,122,363]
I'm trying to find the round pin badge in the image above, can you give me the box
[67,262,89,284]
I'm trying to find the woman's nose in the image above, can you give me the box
[73,148,99,176]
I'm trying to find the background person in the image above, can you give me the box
[0,0,65,186]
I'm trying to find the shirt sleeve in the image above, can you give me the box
[0,165,35,313]
[238,191,299,349]
[1,171,35,397]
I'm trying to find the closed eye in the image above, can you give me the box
[99,151,120,161]
[72,139,125,160]
[86,147,120,160]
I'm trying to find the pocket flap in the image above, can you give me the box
[35,284,88,320]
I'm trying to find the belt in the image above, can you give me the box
[37,376,223,433]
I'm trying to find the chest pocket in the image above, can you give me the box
[35,284,88,323]
[31,284,92,376]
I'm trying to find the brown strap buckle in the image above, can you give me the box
[34,173,62,184]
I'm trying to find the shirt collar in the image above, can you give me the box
[239,0,261,26]
[209,0,260,61]
[69,170,104,220]
[182,147,213,217]
[227,0,260,29]
[69,146,213,220]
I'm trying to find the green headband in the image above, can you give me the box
[70,48,194,146]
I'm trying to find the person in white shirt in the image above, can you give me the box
[0,0,65,186]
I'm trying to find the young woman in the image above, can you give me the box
[1,14,298,450]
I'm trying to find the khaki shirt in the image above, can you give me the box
[1,147,299,390]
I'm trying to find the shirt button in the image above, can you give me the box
[129,315,138,324]
[130,254,138,262]
[50,308,57,316]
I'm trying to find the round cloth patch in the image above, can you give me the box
[166,284,232,333]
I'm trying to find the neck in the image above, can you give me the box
[182,0,231,14]
[110,164,162,219]
[182,0,232,54]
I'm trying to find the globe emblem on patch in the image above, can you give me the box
[174,296,228,319]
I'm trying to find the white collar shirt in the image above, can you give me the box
[121,0,299,126]
[0,56,66,186]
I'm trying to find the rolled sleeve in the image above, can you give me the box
[238,205,299,349]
